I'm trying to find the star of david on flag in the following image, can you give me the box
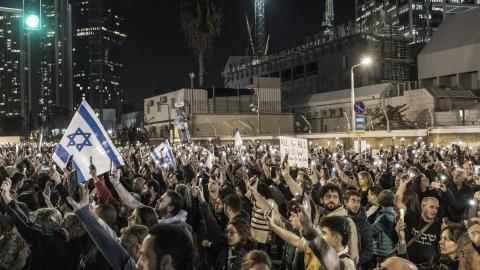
[67,128,92,151]
[53,100,124,183]
[150,139,177,170]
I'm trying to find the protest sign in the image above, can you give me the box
[279,136,308,168]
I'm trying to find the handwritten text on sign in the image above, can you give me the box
[279,136,308,168]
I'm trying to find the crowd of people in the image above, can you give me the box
[0,139,478,270]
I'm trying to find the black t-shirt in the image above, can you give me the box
[405,211,442,265]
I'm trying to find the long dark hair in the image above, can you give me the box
[228,219,256,250]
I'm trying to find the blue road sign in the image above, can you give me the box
[355,115,365,134]
[354,101,365,114]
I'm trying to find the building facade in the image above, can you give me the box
[145,79,287,138]
[355,0,480,43]
[222,32,416,100]
[73,0,126,112]
[418,9,480,90]
[38,0,73,125]
[0,12,22,117]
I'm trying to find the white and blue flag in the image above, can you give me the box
[53,100,124,183]
[150,140,177,170]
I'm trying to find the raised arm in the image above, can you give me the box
[91,167,121,209]
[334,161,359,190]
[266,210,303,250]
[67,189,136,270]
[194,186,226,253]
[281,166,303,196]
[2,179,51,244]
[394,179,410,211]
[246,178,275,211]
[298,200,341,270]
[109,169,144,209]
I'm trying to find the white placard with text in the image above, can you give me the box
[279,136,308,168]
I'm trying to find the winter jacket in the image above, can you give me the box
[217,246,250,270]
[350,207,373,268]
[6,200,68,270]
[198,201,252,270]
[371,206,396,257]
[444,182,474,223]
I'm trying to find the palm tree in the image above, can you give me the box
[180,0,222,87]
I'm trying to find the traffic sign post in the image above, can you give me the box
[355,115,365,134]
[354,101,365,114]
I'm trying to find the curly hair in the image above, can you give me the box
[319,215,351,247]
[318,183,343,202]
[35,208,66,238]
[0,229,30,270]
[62,213,86,240]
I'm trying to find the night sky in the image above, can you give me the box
[124,0,355,109]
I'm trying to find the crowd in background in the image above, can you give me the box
[0,138,478,270]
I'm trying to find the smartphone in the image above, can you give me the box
[66,155,73,172]
[110,159,115,175]
[270,166,277,179]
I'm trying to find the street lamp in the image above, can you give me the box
[189,73,195,90]
[250,103,260,135]
[351,56,372,152]
[351,56,372,132]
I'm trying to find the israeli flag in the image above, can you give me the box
[205,151,214,170]
[150,140,177,170]
[53,100,124,183]
[234,130,243,149]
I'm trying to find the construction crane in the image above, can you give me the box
[254,0,265,57]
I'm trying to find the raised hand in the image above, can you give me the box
[299,196,313,234]
[1,178,12,204]
[109,168,121,186]
[395,217,406,242]
[66,186,89,212]
[195,184,205,203]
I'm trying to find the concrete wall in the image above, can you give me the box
[186,128,480,150]
[298,88,435,133]
[192,114,294,137]
[418,43,480,83]
[435,109,480,126]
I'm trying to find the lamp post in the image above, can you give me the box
[189,73,195,90]
[250,103,260,136]
[351,56,372,152]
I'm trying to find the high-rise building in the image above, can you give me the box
[323,0,334,38]
[73,0,126,112]
[38,0,73,122]
[355,0,480,43]
[0,12,22,117]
